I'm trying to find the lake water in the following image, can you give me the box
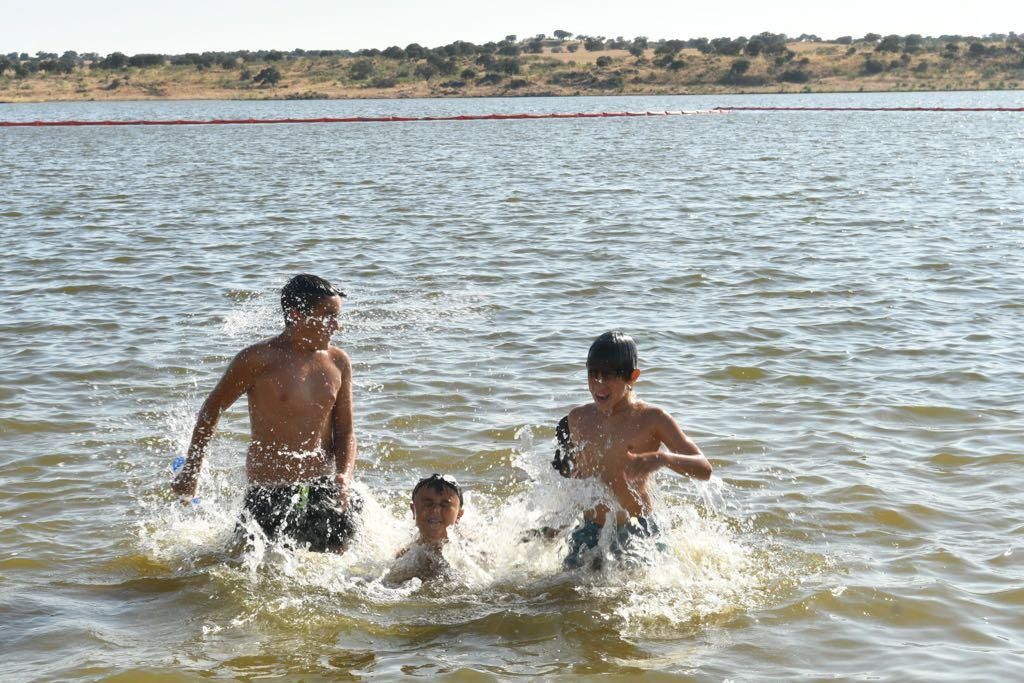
[1,91,1022,681]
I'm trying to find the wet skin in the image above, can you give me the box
[171,295,356,502]
[566,368,712,526]
[411,485,464,546]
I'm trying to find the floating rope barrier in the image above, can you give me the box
[713,106,1024,112]
[0,110,723,127]
[4,106,1020,127]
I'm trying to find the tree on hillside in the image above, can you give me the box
[405,43,427,60]
[553,30,572,40]
[876,35,902,52]
[349,59,375,80]
[99,52,128,69]
[253,66,281,86]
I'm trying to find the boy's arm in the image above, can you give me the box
[330,350,356,506]
[170,348,259,498]
[627,410,712,481]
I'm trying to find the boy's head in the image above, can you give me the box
[587,331,641,412]
[587,331,638,379]
[411,473,464,544]
[280,274,346,328]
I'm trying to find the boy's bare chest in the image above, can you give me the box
[252,355,342,411]
[573,418,658,473]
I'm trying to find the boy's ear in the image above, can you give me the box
[456,508,464,522]
[629,369,641,383]
[410,502,416,515]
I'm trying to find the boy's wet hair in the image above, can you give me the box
[412,473,464,506]
[281,274,346,324]
[586,330,638,379]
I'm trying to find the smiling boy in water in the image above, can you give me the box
[553,331,712,569]
[171,274,361,553]
[385,474,465,583]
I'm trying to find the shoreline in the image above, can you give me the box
[2,84,1020,106]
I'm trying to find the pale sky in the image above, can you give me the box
[3,1,1019,56]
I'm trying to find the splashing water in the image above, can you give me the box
[131,284,813,641]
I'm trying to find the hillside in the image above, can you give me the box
[3,33,1022,103]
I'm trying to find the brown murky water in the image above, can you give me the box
[1,92,1022,681]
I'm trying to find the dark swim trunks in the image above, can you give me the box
[234,477,362,553]
[563,516,664,570]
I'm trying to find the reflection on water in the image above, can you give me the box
[1,91,1023,680]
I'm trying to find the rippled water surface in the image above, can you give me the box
[2,92,1023,681]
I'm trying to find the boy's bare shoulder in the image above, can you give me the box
[567,403,597,422]
[327,345,351,372]
[636,401,673,420]
[233,337,280,368]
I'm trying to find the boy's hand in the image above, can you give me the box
[335,474,351,510]
[625,451,663,479]
[170,471,198,502]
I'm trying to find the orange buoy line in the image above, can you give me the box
[0,110,723,127]
[713,106,1024,112]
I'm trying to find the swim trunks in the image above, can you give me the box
[234,477,362,553]
[563,516,663,570]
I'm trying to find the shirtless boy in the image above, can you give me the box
[553,331,712,569]
[171,274,360,553]
[385,474,464,583]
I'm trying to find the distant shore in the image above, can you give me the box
[3,35,1021,104]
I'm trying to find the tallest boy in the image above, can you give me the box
[172,274,360,552]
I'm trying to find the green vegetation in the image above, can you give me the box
[2,31,1022,101]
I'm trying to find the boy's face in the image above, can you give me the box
[411,484,463,543]
[588,368,640,415]
[289,295,343,337]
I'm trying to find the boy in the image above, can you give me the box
[553,331,712,569]
[385,474,464,583]
[171,274,360,553]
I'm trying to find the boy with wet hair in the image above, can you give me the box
[385,474,465,583]
[553,330,712,569]
[172,273,361,553]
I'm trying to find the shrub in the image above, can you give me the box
[370,77,397,88]
[596,56,612,67]
[863,59,885,74]
[730,58,751,75]
[597,73,624,89]
[349,59,375,80]
[508,78,530,88]
[439,79,465,88]
[253,66,281,86]
[99,52,128,69]
[495,57,521,74]
[413,63,437,80]
[476,73,503,85]
[876,35,902,52]
[128,53,164,68]
[460,67,477,80]
[778,69,810,83]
